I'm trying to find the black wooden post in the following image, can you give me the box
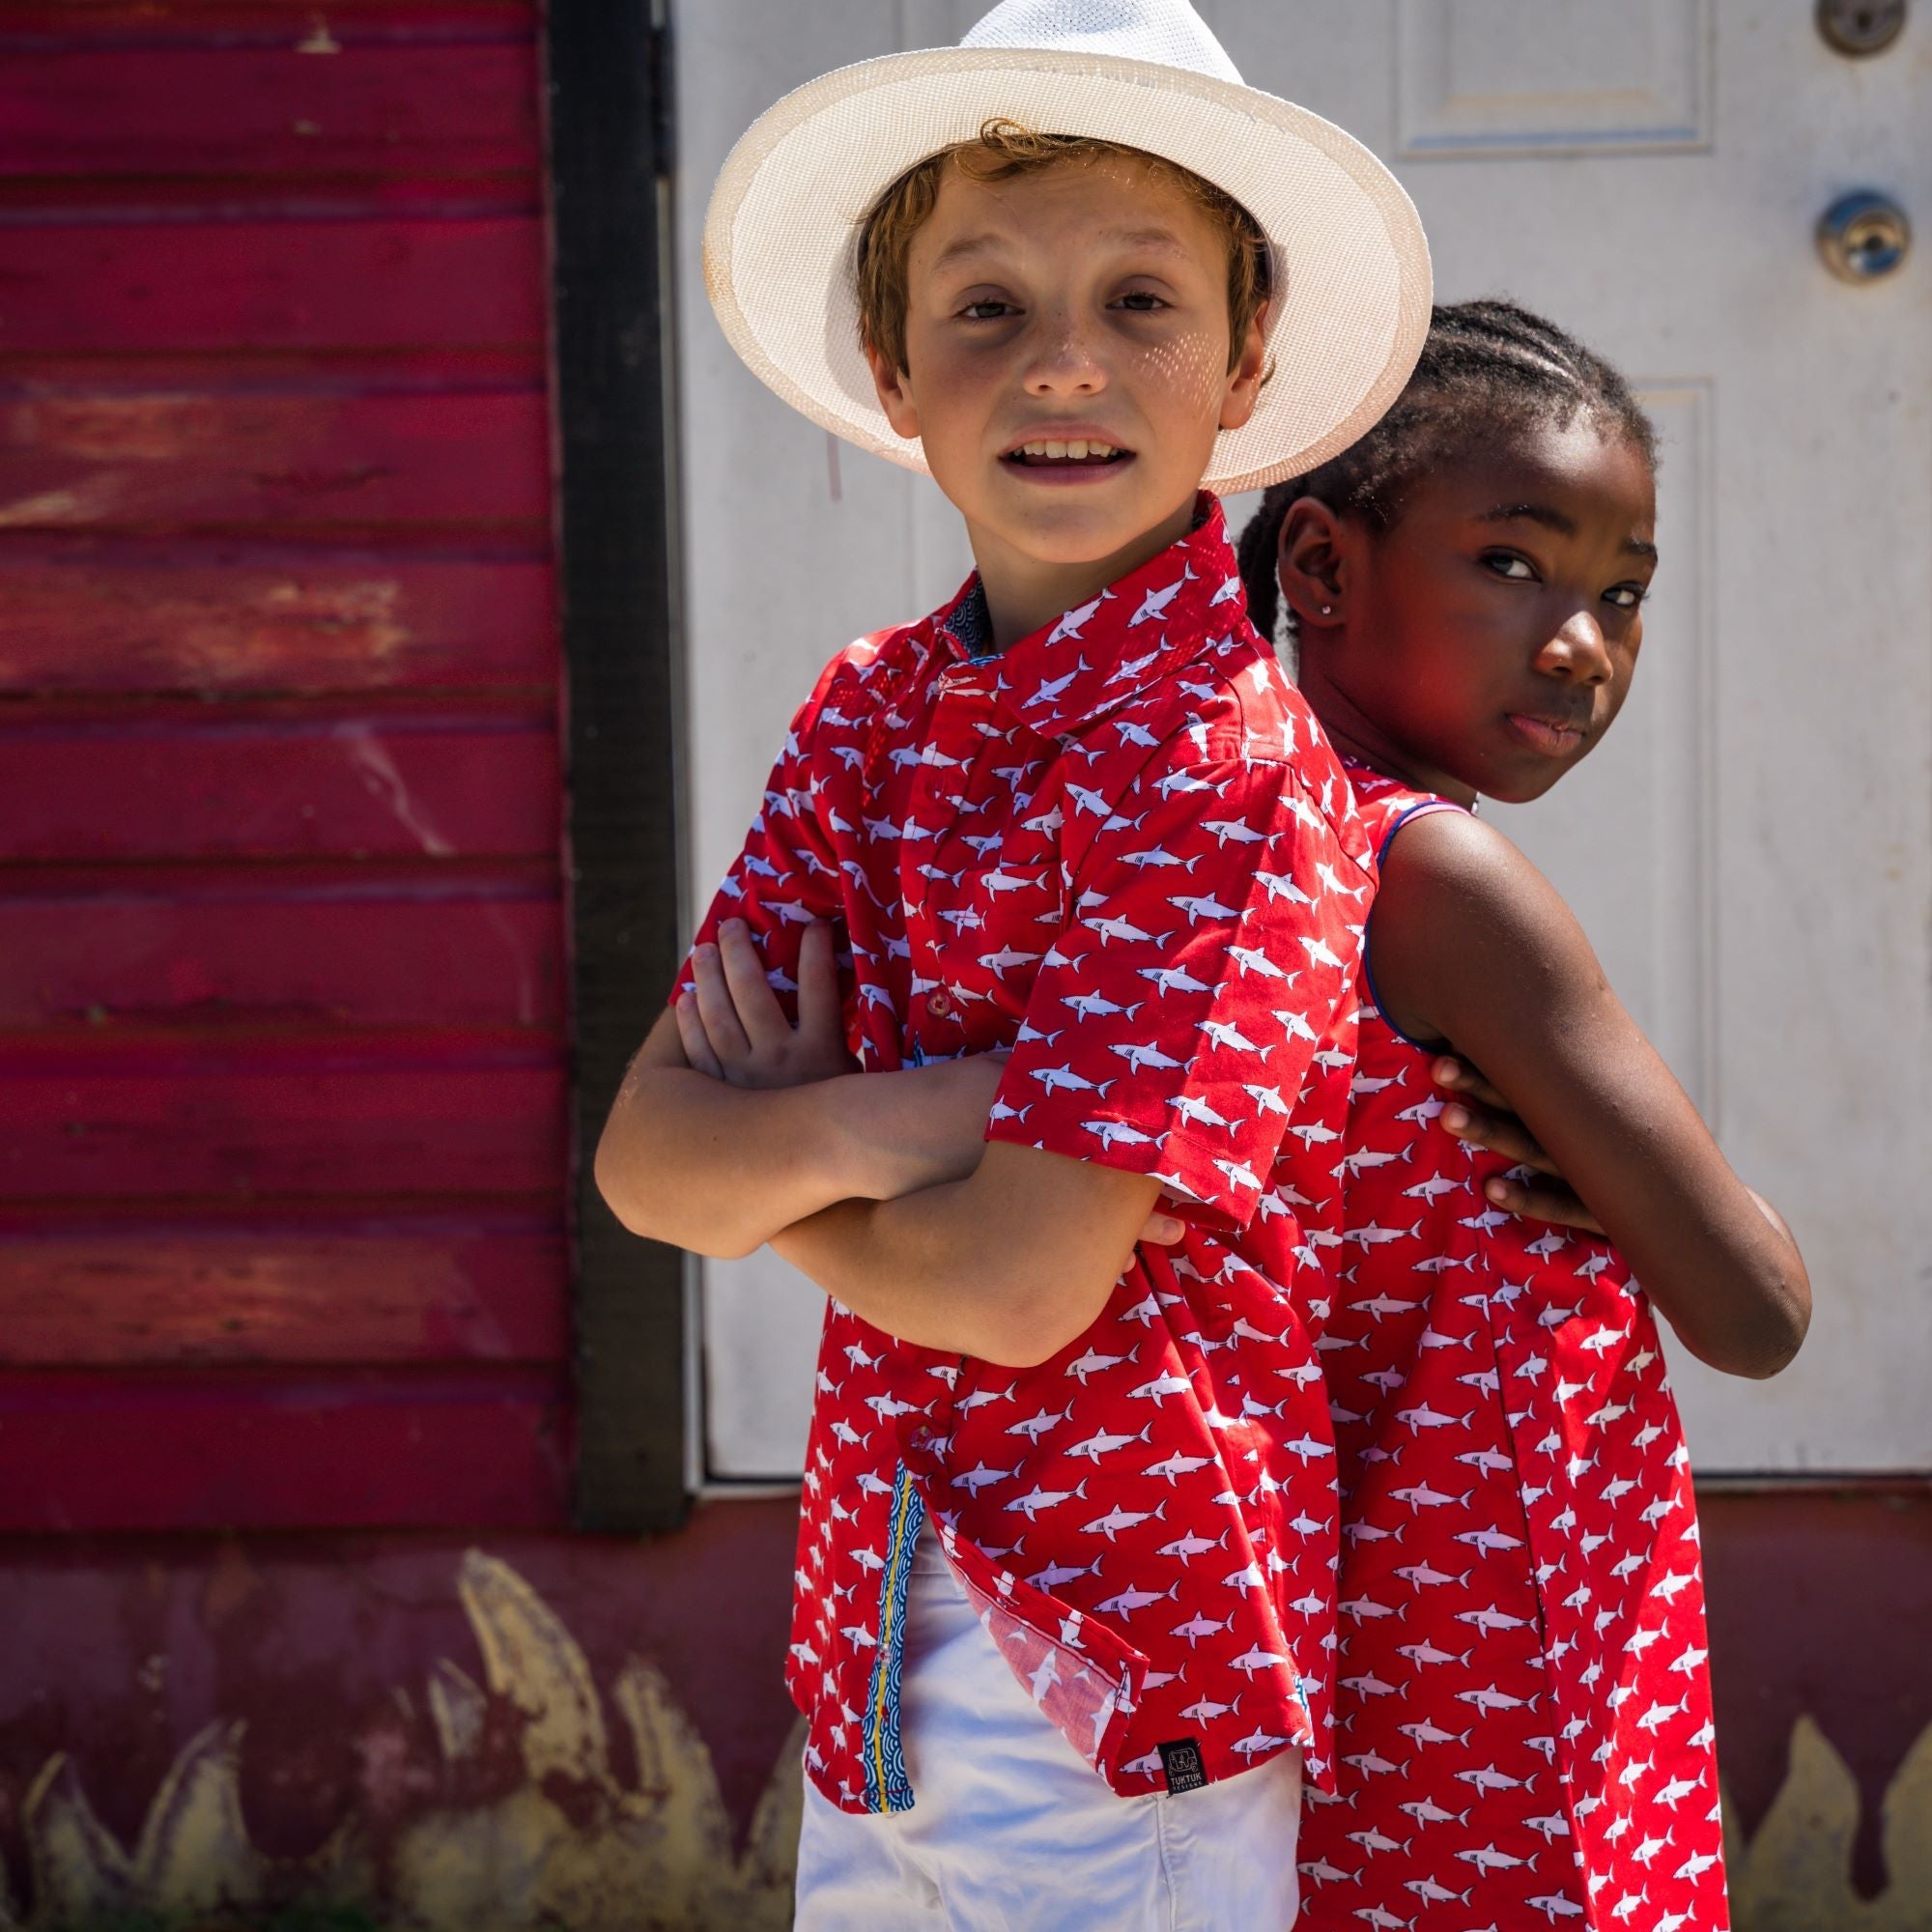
[544,0,689,1531]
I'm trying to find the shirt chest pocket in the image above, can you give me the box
[917,825,1067,1037]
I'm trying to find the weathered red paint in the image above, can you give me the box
[0,710,558,861]
[2,1040,565,1199]
[0,43,541,182]
[0,1211,567,1367]
[0,1499,799,1889]
[0,0,565,1537]
[0,1494,1922,1919]
[0,2,536,42]
[0,889,564,1031]
[1701,1485,1932,1897]
[0,220,545,355]
[0,557,557,695]
[0,391,552,537]
[0,1367,571,1532]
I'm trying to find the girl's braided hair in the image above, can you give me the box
[1236,298,1658,642]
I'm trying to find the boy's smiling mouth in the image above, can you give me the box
[1000,427,1135,473]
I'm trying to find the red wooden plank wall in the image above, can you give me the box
[0,1,572,1529]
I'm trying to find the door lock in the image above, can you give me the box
[1817,191,1912,281]
[1816,0,1907,55]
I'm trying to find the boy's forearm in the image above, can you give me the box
[772,1184,996,1357]
[596,1062,895,1257]
[772,1144,1156,1367]
[595,1045,1005,1258]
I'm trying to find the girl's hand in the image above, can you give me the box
[676,918,854,1089]
[1140,1205,1186,1247]
[1433,1054,1606,1236]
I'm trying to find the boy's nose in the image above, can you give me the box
[1537,611,1614,684]
[1023,307,1108,396]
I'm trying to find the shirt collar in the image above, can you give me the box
[928,495,1252,737]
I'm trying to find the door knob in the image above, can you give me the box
[1816,0,1907,55]
[1817,191,1912,281]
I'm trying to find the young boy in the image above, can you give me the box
[596,3,1430,1922]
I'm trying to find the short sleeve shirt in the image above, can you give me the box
[674,499,1376,1815]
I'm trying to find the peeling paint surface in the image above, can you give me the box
[7,1554,801,1931]
[0,1495,1927,1927]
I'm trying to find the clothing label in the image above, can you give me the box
[1157,1739,1207,1795]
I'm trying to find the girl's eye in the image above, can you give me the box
[1480,552,1536,582]
[1605,583,1648,611]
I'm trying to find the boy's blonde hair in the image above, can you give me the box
[855,119,1271,378]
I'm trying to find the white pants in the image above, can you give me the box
[795,1527,1302,1931]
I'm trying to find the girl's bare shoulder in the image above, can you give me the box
[1373,805,1605,1040]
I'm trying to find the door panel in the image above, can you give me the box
[677,0,1931,1477]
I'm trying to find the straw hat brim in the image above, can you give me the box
[703,45,1432,496]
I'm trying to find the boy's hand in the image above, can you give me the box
[1433,1055,1606,1236]
[677,915,1186,1249]
[677,918,854,1089]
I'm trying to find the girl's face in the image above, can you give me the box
[1281,414,1658,807]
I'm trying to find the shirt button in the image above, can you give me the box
[926,989,955,1019]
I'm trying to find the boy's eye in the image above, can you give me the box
[1113,290,1170,313]
[958,298,1017,321]
[1605,583,1648,611]
[1480,551,1537,582]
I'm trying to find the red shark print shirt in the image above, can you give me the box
[1295,765,1726,1931]
[673,501,1375,1816]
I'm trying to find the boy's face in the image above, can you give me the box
[868,155,1267,607]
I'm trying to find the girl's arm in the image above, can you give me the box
[1371,811,1810,1379]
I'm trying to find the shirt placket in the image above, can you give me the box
[904,658,994,1058]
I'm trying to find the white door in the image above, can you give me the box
[673,0,1932,1479]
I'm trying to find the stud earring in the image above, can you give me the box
[1320,603,1333,616]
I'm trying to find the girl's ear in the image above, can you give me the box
[1277,496,1350,631]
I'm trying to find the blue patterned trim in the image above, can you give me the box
[861,1462,923,1814]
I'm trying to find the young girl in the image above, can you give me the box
[1236,299,1811,1929]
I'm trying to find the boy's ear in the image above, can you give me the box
[866,341,922,441]
[1217,299,1270,434]
[1276,496,1350,630]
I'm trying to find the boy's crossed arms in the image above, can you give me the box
[600,949,1161,1366]
[597,724,1342,1367]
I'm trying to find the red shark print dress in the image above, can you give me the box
[1294,765,1727,1932]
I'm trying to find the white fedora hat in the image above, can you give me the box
[703,0,1432,496]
